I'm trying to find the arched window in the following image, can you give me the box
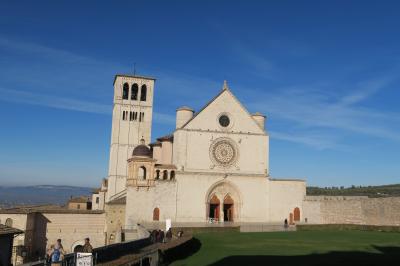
[5,218,13,227]
[122,83,129,100]
[155,170,160,180]
[138,166,147,180]
[131,83,138,100]
[140,85,147,101]
[163,170,168,180]
[170,171,175,180]
[153,208,160,221]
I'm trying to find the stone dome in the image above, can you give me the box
[132,144,151,157]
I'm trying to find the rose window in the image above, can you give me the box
[210,138,238,167]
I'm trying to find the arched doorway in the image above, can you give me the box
[294,207,300,222]
[223,195,234,222]
[208,195,220,221]
[153,208,160,221]
[205,181,242,222]
[289,213,294,225]
[71,240,85,252]
[74,245,83,252]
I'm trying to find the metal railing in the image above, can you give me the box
[21,237,152,266]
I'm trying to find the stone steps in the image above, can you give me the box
[240,224,296,232]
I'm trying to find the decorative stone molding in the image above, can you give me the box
[209,137,239,168]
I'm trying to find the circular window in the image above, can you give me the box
[219,115,230,127]
[209,137,239,167]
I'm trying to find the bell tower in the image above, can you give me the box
[106,74,155,201]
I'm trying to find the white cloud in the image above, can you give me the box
[250,77,400,147]
[0,87,111,114]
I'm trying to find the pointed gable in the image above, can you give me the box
[182,84,266,135]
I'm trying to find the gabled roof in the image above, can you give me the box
[178,87,226,129]
[178,81,266,133]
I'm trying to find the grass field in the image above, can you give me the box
[169,230,400,266]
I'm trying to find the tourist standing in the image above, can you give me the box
[82,238,93,253]
[165,228,172,242]
[284,219,289,230]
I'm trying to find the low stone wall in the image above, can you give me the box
[297,224,400,232]
[303,196,400,226]
[171,226,240,235]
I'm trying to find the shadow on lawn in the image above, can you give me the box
[162,237,202,264]
[209,246,400,266]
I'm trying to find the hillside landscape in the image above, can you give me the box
[1,184,400,209]
[0,185,93,208]
[307,184,400,197]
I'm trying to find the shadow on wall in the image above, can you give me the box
[208,246,400,266]
[25,213,49,261]
[33,213,49,258]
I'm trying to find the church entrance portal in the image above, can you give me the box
[209,195,220,221]
[223,195,234,222]
[206,181,241,222]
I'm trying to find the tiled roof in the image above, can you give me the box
[113,74,156,84]
[0,204,104,214]
[68,196,91,203]
[155,164,177,170]
[156,134,174,142]
[0,224,23,235]
[107,196,126,205]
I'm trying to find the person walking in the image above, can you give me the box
[50,239,65,265]
[82,238,93,253]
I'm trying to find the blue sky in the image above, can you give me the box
[0,1,399,187]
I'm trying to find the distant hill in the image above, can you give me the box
[307,184,400,198]
[0,185,94,208]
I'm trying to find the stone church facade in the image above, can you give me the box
[93,74,306,237]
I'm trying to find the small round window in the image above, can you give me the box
[219,115,230,127]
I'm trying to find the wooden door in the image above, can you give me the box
[153,208,160,221]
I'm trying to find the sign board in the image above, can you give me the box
[166,218,171,231]
[76,252,93,266]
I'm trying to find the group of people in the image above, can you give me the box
[150,228,173,243]
[46,238,93,265]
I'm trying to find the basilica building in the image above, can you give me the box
[93,74,305,241]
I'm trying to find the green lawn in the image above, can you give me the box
[169,230,400,266]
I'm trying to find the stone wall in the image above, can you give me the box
[303,196,400,226]
[268,179,306,223]
[43,212,106,253]
[105,201,126,245]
